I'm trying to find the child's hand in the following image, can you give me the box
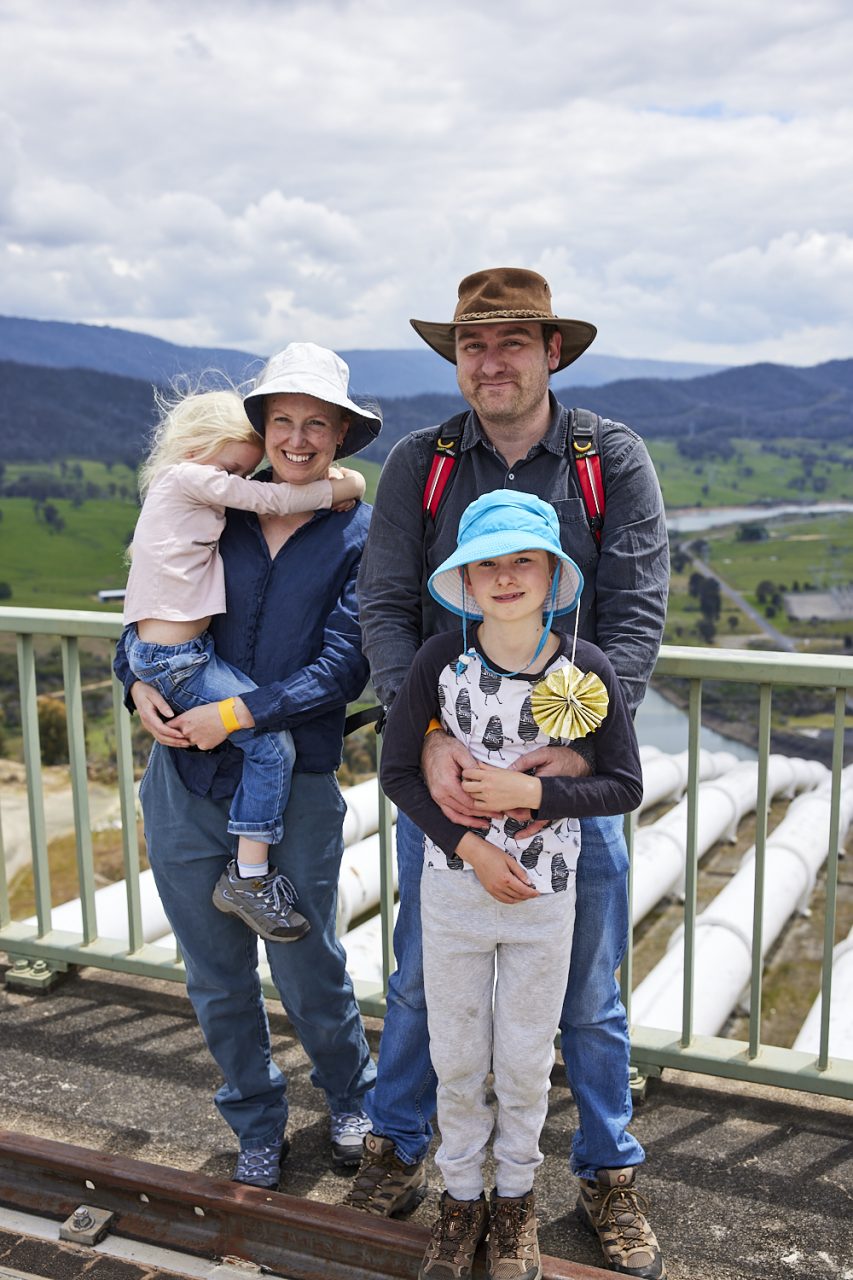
[461,763,542,814]
[328,465,366,513]
[457,833,539,903]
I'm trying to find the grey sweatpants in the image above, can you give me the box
[421,869,577,1200]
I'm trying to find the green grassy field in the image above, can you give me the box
[0,497,135,611]
[0,458,382,611]
[1,453,850,636]
[649,437,853,508]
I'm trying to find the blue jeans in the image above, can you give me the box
[364,810,644,1177]
[126,628,294,844]
[139,744,375,1148]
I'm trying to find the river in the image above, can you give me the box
[635,685,756,760]
[667,501,853,534]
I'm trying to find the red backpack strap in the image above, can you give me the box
[571,409,605,546]
[422,414,466,520]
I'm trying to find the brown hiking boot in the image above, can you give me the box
[486,1188,541,1280]
[418,1192,489,1279]
[343,1132,428,1216]
[576,1167,666,1278]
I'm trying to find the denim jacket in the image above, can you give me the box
[357,395,668,716]
[115,481,371,799]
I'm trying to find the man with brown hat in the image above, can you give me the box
[351,268,669,1279]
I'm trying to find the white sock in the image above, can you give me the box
[237,859,269,879]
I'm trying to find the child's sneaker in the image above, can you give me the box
[212,861,310,942]
[487,1188,541,1280]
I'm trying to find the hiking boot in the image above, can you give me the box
[232,1136,290,1190]
[487,1188,541,1280]
[330,1108,373,1168]
[343,1132,428,1216]
[212,861,310,942]
[418,1191,488,1279]
[576,1167,666,1279]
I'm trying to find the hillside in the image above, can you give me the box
[0,353,851,469]
[0,314,722,398]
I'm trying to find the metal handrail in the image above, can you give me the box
[1,606,851,1098]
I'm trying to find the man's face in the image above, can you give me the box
[454,322,561,427]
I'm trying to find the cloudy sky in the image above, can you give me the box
[1,0,851,366]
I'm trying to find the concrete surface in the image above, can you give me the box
[0,965,851,1280]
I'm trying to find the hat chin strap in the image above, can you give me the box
[457,566,571,679]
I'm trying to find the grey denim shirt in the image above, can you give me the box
[357,394,669,717]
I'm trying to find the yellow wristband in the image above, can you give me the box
[425,718,443,737]
[218,697,241,734]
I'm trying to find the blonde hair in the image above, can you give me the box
[138,385,262,497]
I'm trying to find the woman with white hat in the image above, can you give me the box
[116,342,381,1187]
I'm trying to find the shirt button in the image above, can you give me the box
[508,472,515,480]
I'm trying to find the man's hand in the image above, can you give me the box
[171,697,254,751]
[508,744,591,778]
[421,730,495,827]
[461,762,541,813]
[457,832,539,904]
[131,681,190,748]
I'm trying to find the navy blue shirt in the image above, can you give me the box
[116,480,371,800]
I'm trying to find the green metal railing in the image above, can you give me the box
[1,607,852,1098]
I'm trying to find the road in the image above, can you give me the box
[689,553,797,651]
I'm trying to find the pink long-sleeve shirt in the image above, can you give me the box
[123,462,333,625]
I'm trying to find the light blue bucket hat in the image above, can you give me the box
[428,490,584,620]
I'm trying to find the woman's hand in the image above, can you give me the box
[457,832,539,904]
[131,681,191,748]
[461,763,542,814]
[171,697,254,751]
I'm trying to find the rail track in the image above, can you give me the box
[0,1130,610,1280]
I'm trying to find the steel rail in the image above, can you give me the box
[0,1131,611,1280]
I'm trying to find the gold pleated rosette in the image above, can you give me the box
[530,664,609,741]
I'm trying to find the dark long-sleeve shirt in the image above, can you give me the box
[380,630,643,865]
[115,478,371,798]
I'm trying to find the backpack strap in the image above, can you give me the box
[422,413,467,521]
[570,408,605,546]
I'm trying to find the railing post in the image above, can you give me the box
[16,634,52,933]
[817,687,846,1073]
[375,736,396,995]
[747,683,773,1060]
[681,677,702,1048]
[61,636,97,944]
[111,675,144,951]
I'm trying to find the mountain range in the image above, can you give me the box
[0,314,722,397]
[0,316,850,467]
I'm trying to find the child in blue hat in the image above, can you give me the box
[380,490,643,1280]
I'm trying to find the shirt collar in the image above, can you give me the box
[461,392,570,458]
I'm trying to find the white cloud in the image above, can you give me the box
[0,0,851,363]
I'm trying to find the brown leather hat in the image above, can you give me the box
[410,267,597,372]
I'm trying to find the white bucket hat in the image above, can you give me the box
[243,342,382,458]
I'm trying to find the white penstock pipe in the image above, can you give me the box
[792,923,853,1059]
[631,756,826,925]
[25,867,170,944]
[341,778,396,846]
[340,902,401,990]
[27,780,395,948]
[336,827,399,935]
[638,747,741,813]
[631,765,853,1036]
